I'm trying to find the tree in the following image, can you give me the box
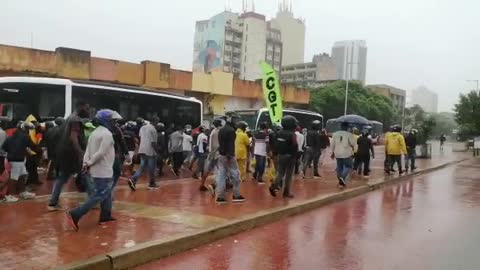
[429,112,458,137]
[309,81,397,129]
[454,90,480,137]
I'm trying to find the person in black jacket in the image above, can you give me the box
[303,120,322,178]
[356,130,375,177]
[405,129,417,172]
[269,115,298,198]
[44,117,65,180]
[215,116,246,204]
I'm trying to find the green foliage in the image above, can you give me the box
[417,116,436,144]
[309,81,397,129]
[454,91,480,137]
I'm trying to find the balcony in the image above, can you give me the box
[233,48,241,54]
[233,57,241,63]
[233,37,243,43]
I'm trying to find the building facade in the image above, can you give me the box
[331,40,368,84]
[269,0,306,65]
[367,84,406,113]
[281,53,337,88]
[193,11,283,81]
[410,86,438,113]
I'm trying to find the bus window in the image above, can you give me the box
[235,110,259,130]
[0,83,66,127]
[72,85,201,128]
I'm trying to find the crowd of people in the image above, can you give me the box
[0,101,419,231]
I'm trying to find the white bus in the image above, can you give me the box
[233,108,324,130]
[0,76,203,129]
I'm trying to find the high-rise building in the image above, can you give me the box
[410,86,438,113]
[270,0,306,65]
[367,84,406,113]
[331,40,368,84]
[193,10,283,81]
[281,53,337,88]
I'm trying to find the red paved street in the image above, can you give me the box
[137,158,480,270]
[0,145,467,270]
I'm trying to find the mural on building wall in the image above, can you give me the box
[196,40,222,72]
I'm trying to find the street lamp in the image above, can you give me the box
[344,41,358,116]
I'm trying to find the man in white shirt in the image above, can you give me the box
[200,119,222,191]
[193,126,208,179]
[294,128,305,175]
[66,109,117,231]
[128,116,159,191]
[182,129,193,165]
[253,122,269,184]
[331,122,356,188]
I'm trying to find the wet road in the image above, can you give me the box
[137,159,480,270]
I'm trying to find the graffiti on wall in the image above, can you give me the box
[197,40,222,72]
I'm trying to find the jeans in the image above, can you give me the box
[194,153,207,176]
[405,148,416,170]
[132,155,156,185]
[70,177,113,222]
[172,152,184,174]
[215,155,241,199]
[336,157,353,181]
[303,148,321,176]
[254,155,267,181]
[358,155,370,176]
[273,154,296,196]
[49,172,71,206]
[388,155,403,173]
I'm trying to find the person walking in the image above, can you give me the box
[405,129,418,172]
[319,129,330,166]
[200,118,222,192]
[66,109,117,231]
[215,116,246,204]
[193,126,208,180]
[2,122,37,202]
[235,121,250,182]
[294,127,304,175]
[440,134,446,152]
[303,120,322,178]
[356,129,375,178]
[268,115,298,198]
[111,113,129,193]
[352,128,362,173]
[48,101,90,211]
[128,116,159,191]
[252,122,269,184]
[182,127,193,168]
[156,122,167,177]
[168,126,184,177]
[385,125,407,175]
[331,122,356,188]
[44,117,65,180]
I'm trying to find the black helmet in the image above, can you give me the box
[45,121,55,129]
[236,121,248,131]
[54,117,65,126]
[212,118,223,128]
[393,125,402,132]
[156,122,165,131]
[311,120,321,130]
[281,115,298,130]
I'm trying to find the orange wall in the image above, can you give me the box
[90,57,116,81]
[142,61,170,89]
[54,47,90,79]
[0,45,56,74]
[233,78,310,104]
[170,69,192,90]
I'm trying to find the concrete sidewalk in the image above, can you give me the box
[0,148,469,270]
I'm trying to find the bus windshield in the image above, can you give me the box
[0,82,66,128]
[235,110,258,130]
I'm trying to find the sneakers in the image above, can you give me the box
[268,186,277,197]
[99,217,117,225]
[257,179,265,185]
[216,197,228,205]
[207,184,216,196]
[338,177,346,187]
[232,195,246,203]
[66,212,79,232]
[20,191,36,200]
[47,204,64,212]
[3,195,19,203]
[128,179,136,191]
[147,183,160,190]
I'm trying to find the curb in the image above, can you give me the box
[55,157,469,270]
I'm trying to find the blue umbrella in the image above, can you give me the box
[334,114,370,126]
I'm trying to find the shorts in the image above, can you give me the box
[9,161,27,181]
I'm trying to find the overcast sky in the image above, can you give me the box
[2,0,479,112]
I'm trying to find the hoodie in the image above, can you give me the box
[385,132,407,155]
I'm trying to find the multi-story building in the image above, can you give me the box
[410,86,438,113]
[367,84,406,113]
[332,40,368,84]
[193,11,283,81]
[281,53,337,88]
[269,0,306,65]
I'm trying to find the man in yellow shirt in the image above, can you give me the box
[235,121,250,182]
[385,125,407,175]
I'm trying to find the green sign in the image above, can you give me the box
[260,61,283,125]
